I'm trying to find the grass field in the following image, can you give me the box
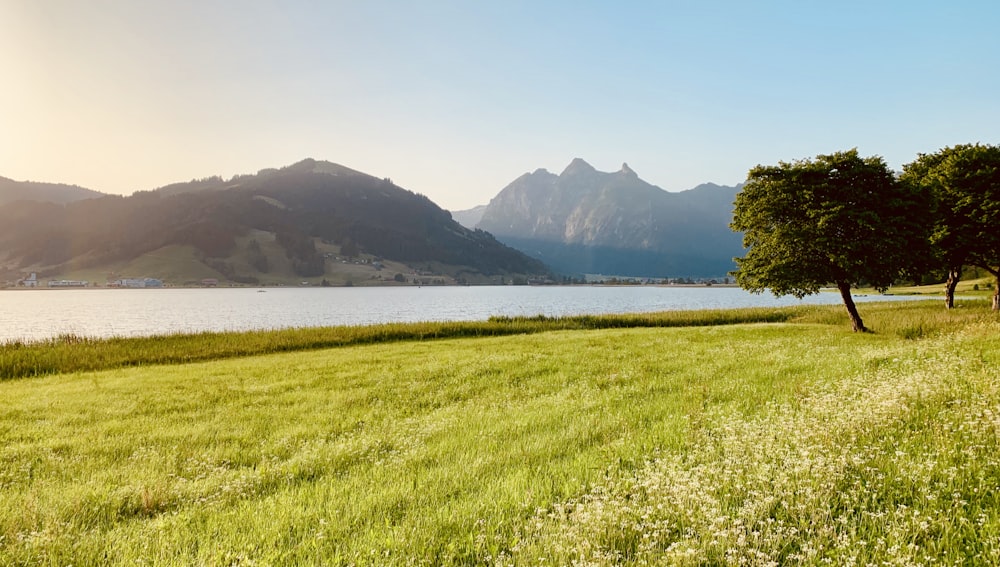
[884,275,997,298]
[1,300,998,565]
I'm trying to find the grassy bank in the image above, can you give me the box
[1,300,998,564]
[0,306,809,381]
[2,300,989,381]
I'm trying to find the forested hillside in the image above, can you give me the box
[0,159,550,284]
[0,176,106,206]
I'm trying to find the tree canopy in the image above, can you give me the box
[731,149,932,332]
[901,143,1000,309]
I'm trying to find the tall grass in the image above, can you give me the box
[5,300,986,381]
[508,317,1000,565]
[2,299,998,564]
[1,306,811,381]
[791,298,992,339]
[4,300,990,381]
[2,322,849,564]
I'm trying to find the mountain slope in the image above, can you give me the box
[474,159,743,278]
[451,205,487,229]
[0,159,550,284]
[0,176,106,206]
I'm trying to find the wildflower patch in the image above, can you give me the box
[511,322,1000,565]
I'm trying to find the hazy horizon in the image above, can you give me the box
[2,1,998,209]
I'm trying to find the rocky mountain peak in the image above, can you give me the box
[559,158,597,177]
[474,160,744,278]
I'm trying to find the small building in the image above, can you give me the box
[111,277,164,288]
[48,279,89,287]
[18,273,39,287]
[201,278,219,287]
[114,278,146,288]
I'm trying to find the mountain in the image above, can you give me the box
[472,159,743,278]
[450,205,487,229]
[0,176,106,206]
[0,159,551,286]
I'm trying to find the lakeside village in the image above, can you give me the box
[12,272,170,289]
[7,271,735,289]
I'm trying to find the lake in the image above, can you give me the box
[0,285,925,343]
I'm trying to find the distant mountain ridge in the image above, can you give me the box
[0,159,550,285]
[450,205,487,229]
[0,176,106,206]
[462,159,743,278]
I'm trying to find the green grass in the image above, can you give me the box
[882,275,996,297]
[0,300,984,381]
[46,231,466,287]
[1,300,999,565]
[56,244,226,286]
[0,306,810,381]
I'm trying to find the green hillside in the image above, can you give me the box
[54,245,225,285]
[0,159,552,286]
[51,235,489,287]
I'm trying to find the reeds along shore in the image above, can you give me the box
[1,299,991,381]
[0,305,812,380]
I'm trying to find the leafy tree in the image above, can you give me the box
[731,149,932,332]
[901,143,1000,309]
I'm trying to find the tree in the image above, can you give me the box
[731,149,932,332]
[901,144,1000,310]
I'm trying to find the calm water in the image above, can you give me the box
[0,286,923,343]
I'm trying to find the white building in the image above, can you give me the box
[48,279,89,287]
[112,277,164,288]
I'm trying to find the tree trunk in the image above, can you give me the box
[837,280,868,332]
[994,273,1000,312]
[944,267,961,309]
[984,267,1000,311]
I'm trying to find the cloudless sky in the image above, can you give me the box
[2,0,998,209]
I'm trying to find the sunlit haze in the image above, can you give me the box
[2,1,999,210]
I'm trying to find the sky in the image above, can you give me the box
[2,1,999,210]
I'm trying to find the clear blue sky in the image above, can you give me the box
[2,0,998,209]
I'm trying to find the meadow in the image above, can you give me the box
[1,300,998,565]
